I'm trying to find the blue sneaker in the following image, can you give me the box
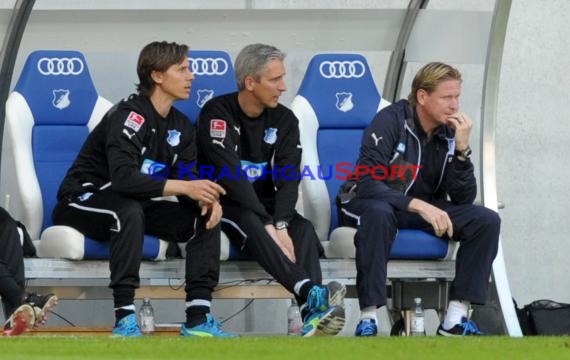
[301,306,346,337]
[112,314,142,337]
[306,281,347,312]
[437,317,483,336]
[355,319,377,337]
[180,314,239,338]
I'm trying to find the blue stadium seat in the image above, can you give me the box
[4,50,167,260]
[174,50,237,123]
[291,53,452,259]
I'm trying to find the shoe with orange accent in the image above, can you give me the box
[2,304,35,336]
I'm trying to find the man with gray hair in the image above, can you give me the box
[197,43,345,336]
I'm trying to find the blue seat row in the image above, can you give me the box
[4,49,452,261]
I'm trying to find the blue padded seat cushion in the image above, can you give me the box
[84,235,161,260]
[391,230,449,259]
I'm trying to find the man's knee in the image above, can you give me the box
[472,206,501,229]
[116,199,145,226]
[361,202,397,225]
[221,207,263,238]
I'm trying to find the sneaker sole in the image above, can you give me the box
[3,304,35,336]
[437,328,464,336]
[436,328,481,336]
[326,281,346,308]
[180,331,238,338]
[110,332,143,338]
[302,306,346,337]
[33,295,58,326]
[437,324,483,336]
[316,306,346,336]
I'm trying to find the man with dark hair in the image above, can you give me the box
[1,207,58,336]
[338,62,500,336]
[53,41,235,337]
[197,43,345,337]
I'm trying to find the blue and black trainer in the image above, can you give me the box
[301,281,347,336]
[180,314,238,338]
[301,306,346,337]
[437,316,483,336]
[306,281,347,312]
[112,313,142,337]
[355,319,378,337]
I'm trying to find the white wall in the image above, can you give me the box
[496,0,570,305]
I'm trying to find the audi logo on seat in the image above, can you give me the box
[318,60,366,79]
[37,57,84,76]
[189,57,229,76]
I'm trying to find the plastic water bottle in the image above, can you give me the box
[287,300,302,335]
[139,297,155,335]
[410,297,426,336]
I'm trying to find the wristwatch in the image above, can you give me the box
[455,146,472,159]
[275,220,289,230]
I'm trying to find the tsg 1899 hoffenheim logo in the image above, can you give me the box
[52,89,70,110]
[335,92,354,112]
[197,89,214,108]
[264,128,278,145]
[167,130,181,147]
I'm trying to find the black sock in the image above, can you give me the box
[299,281,315,304]
[300,307,310,321]
[115,309,135,325]
[112,287,134,309]
[185,306,209,328]
[112,287,135,325]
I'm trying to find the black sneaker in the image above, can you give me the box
[437,316,483,336]
[25,293,58,326]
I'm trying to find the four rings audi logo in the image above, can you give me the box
[319,60,366,79]
[189,57,229,76]
[37,57,84,76]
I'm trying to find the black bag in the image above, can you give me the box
[515,299,570,335]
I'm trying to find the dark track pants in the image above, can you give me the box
[52,190,220,306]
[340,199,500,309]
[0,207,25,318]
[220,203,323,295]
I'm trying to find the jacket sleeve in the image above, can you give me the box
[354,110,413,210]
[106,109,166,199]
[443,157,477,204]
[197,104,273,224]
[272,112,302,223]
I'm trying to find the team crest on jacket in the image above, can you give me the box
[264,128,278,145]
[210,119,226,138]
[335,92,354,112]
[167,130,181,147]
[52,89,70,110]
[124,111,145,132]
[197,89,214,108]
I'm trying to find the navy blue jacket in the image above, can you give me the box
[343,99,477,210]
